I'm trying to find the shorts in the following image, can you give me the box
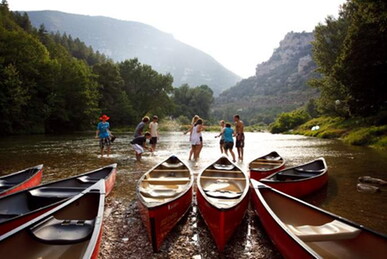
[100,137,111,149]
[131,144,144,154]
[150,137,158,145]
[224,142,234,150]
[236,133,245,148]
[220,139,225,145]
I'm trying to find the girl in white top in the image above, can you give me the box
[191,119,203,166]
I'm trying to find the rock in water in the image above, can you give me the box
[357,183,380,193]
[358,176,387,185]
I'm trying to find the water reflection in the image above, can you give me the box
[0,131,386,236]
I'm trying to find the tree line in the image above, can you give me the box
[0,1,214,134]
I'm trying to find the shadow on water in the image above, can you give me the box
[0,131,386,257]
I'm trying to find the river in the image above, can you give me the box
[0,131,386,257]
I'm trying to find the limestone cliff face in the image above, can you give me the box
[255,32,315,79]
[212,32,319,124]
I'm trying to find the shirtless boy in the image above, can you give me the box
[233,114,245,161]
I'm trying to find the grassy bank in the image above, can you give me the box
[292,116,387,149]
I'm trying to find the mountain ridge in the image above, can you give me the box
[212,31,319,124]
[25,10,241,95]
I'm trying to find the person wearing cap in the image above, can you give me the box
[96,114,111,157]
[149,115,159,151]
[134,116,150,138]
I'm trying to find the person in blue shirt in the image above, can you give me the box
[223,123,236,162]
[95,114,111,157]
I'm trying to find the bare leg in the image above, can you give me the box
[188,148,193,160]
[107,146,111,157]
[240,148,244,161]
[152,144,156,151]
[230,149,236,162]
[100,147,104,157]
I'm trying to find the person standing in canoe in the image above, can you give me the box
[233,114,245,161]
[95,114,112,158]
[215,120,225,154]
[223,123,236,162]
[134,116,150,138]
[131,132,152,161]
[149,115,159,152]
[191,119,203,167]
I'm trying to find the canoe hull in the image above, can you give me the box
[0,182,106,259]
[249,152,285,181]
[138,186,193,252]
[0,164,116,235]
[197,188,249,251]
[250,183,313,258]
[263,173,328,198]
[0,165,43,196]
[250,165,285,181]
[251,180,387,259]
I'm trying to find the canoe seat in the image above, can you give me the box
[287,220,361,242]
[294,168,325,174]
[204,190,242,199]
[140,187,180,198]
[77,176,100,183]
[30,216,95,244]
[277,171,318,179]
[29,187,86,198]
[0,180,15,187]
[213,164,235,170]
[161,162,184,168]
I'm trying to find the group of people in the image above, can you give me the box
[95,114,159,160]
[215,114,245,162]
[95,113,245,163]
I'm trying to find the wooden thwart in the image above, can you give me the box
[151,169,190,173]
[200,176,246,181]
[204,169,241,174]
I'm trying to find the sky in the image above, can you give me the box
[9,0,346,78]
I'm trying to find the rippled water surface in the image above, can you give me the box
[1,131,386,236]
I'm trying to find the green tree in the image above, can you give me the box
[119,58,174,118]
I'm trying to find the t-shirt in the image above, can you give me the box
[149,122,158,137]
[131,136,146,145]
[97,122,110,138]
[223,127,234,143]
[134,122,145,137]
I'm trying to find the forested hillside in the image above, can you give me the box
[26,10,241,95]
[0,1,214,134]
[212,32,319,124]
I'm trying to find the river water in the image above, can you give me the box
[0,131,386,256]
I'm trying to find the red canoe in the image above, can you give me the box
[0,180,106,259]
[137,155,194,252]
[0,163,116,235]
[249,151,285,180]
[197,156,249,251]
[260,158,328,198]
[250,179,387,258]
[0,164,43,196]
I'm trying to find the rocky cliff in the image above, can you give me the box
[212,32,319,124]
